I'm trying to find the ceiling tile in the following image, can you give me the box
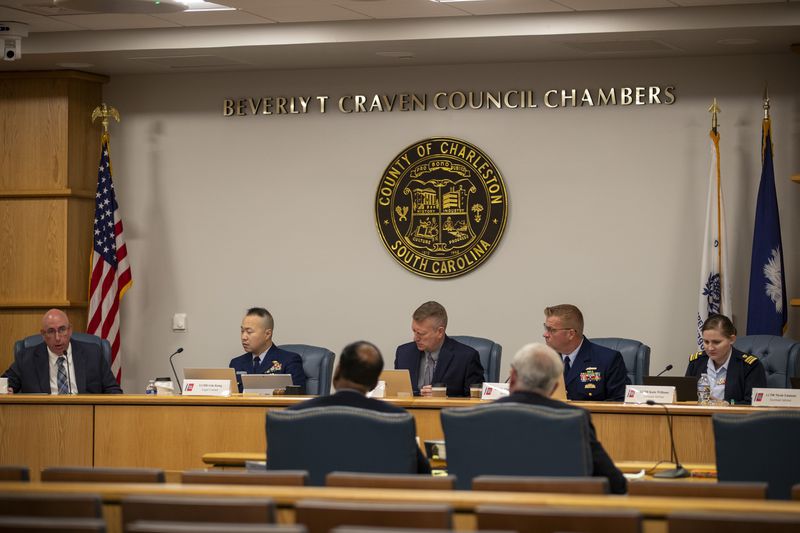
[443,0,570,16]
[153,9,275,27]
[332,0,467,19]
[49,13,181,30]
[557,0,674,10]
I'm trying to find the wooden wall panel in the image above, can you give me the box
[67,78,104,192]
[0,78,68,190]
[0,198,67,301]
[67,197,95,303]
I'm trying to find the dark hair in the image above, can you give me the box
[246,307,274,330]
[338,341,383,389]
[413,301,448,328]
[701,314,736,337]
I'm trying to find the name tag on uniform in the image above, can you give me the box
[624,385,676,404]
[183,379,231,397]
[752,388,800,407]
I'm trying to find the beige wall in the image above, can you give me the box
[104,53,800,393]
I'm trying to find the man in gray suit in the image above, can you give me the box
[3,308,122,394]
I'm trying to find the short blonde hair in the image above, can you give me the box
[544,304,584,336]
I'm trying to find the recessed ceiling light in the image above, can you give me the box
[177,1,236,11]
[717,38,758,46]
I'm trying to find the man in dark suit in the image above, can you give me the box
[3,308,122,394]
[543,304,629,401]
[394,301,484,397]
[287,340,431,473]
[496,342,626,494]
[229,307,306,393]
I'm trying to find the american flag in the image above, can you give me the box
[87,134,132,383]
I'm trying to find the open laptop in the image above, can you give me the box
[241,374,294,395]
[643,376,697,402]
[377,369,414,397]
[182,368,238,394]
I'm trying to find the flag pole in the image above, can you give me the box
[708,97,720,135]
[91,103,120,135]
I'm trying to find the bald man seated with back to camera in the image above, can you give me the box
[288,340,431,474]
[495,342,626,494]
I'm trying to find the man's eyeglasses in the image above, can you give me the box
[542,324,573,335]
[43,326,70,337]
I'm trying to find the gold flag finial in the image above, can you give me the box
[762,84,770,120]
[708,98,721,133]
[91,103,120,134]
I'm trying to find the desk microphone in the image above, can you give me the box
[169,348,184,392]
[654,364,673,377]
[63,351,73,394]
[646,399,689,478]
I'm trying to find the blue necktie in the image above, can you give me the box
[57,356,69,394]
[252,356,260,374]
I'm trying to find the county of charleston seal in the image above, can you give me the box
[375,137,508,279]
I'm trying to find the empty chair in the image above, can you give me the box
[0,465,30,481]
[181,469,308,486]
[128,523,306,533]
[0,493,102,518]
[713,411,800,499]
[734,335,800,388]
[668,511,800,533]
[326,472,455,490]
[295,500,452,533]
[590,337,650,385]
[15,332,112,365]
[0,516,106,533]
[450,336,502,383]
[41,466,165,484]
[281,344,335,395]
[122,495,275,528]
[477,505,642,533]
[472,475,608,494]
[266,407,420,486]
[441,403,592,490]
[628,480,767,499]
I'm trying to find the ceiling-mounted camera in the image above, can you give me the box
[1,22,29,62]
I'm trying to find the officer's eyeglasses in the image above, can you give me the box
[542,324,573,335]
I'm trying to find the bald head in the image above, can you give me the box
[40,308,72,355]
[509,342,562,396]
[333,341,384,393]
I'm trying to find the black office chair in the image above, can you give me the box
[450,336,502,383]
[266,407,419,485]
[441,403,593,490]
[281,344,335,396]
[713,411,800,499]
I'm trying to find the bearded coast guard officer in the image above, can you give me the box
[685,314,766,405]
[542,304,629,401]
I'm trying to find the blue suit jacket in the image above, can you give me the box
[287,389,431,473]
[229,344,306,393]
[564,338,629,402]
[496,391,626,494]
[2,339,122,394]
[394,336,484,397]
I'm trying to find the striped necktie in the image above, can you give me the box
[57,356,69,394]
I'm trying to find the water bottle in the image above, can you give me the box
[145,379,157,395]
[696,374,711,405]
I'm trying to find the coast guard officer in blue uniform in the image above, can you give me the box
[229,307,306,393]
[543,304,629,402]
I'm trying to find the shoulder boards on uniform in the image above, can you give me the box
[742,354,758,365]
[689,352,701,361]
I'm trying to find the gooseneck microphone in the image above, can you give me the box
[655,364,674,377]
[169,348,184,392]
[646,399,689,478]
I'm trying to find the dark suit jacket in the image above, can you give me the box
[394,336,484,397]
[3,339,122,394]
[685,347,766,405]
[229,344,306,393]
[287,389,431,473]
[564,338,629,402]
[496,390,626,494]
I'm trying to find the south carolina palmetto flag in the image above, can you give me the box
[87,132,133,382]
[697,129,731,348]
